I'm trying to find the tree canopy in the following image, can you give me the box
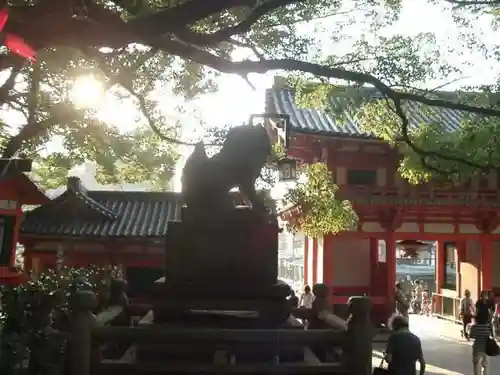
[0,0,499,194]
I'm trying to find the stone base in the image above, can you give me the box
[164,207,279,285]
[152,281,292,324]
[136,309,304,364]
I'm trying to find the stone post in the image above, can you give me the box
[69,291,97,375]
[345,296,373,375]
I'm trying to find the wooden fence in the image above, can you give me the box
[431,293,461,323]
[1,283,389,375]
[65,290,383,375]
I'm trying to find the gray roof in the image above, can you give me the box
[21,177,182,238]
[265,87,466,138]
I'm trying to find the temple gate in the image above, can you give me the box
[268,77,500,321]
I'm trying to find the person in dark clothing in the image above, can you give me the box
[395,282,409,321]
[476,290,491,311]
[289,291,299,308]
[386,314,426,375]
[477,290,495,336]
[469,304,491,375]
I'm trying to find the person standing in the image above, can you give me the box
[403,275,413,303]
[299,285,314,308]
[413,280,424,314]
[477,290,494,337]
[494,302,500,338]
[476,290,490,310]
[396,282,410,321]
[469,305,491,375]
[460,289,474,340]
[385,314,426,375]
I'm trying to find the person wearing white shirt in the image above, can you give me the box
[299,285,315,308]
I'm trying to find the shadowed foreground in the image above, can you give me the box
[373,314,499,375]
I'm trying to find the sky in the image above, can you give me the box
[1,0,499,191]
[165,0,500,191]
[163,0,499,139]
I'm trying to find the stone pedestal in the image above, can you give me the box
[164,207,278,285]
[154,206,291,323]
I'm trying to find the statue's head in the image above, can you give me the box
[222,124,271,162]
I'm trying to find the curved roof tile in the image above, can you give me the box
[21,178,182,238]
[265,87,467,138]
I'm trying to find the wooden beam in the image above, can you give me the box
[95,360,348,375]
[92,327,347,345]
[0,158,32,173]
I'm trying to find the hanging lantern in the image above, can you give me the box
[277,158,297,182]
[396,240,428,258]
[0,9,36,62]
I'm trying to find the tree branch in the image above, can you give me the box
[2,60,41,158]
[81,47,198,146]
[149,38,500,170]
[174,0,306,46]
[444,0,500,6]
[2,0,499,171]
[229,37,266,59]
[0,61,24,103]
[153,39,500,118]
[126,0,262,38]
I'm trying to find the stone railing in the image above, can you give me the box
[65,284,381,375]
[0,279,131,375]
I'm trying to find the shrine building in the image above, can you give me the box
[0,158,48,285]
[19,176,182,297]
[267,77,500,321]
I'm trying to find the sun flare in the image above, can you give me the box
[71,75,105,109]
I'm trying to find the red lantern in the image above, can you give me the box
[0,9,36,62]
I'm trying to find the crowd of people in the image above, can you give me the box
[459,289,499,375]
[289,284,315,309]
[394,277,432,321]
[460,289,500,340]
[291,280,499,374]
[389,281,499,375]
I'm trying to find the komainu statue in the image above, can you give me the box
[181,124,271,212]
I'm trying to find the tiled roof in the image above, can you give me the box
[265,86,466,138]
[20,177,182,238]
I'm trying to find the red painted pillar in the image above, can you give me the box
[456,241,464,295]
[311,238,318,285]
[481,235,492,291]
[323,234,333,287]
[304,236,309,285]
[435,240,445,294]
[386,232,396,315]
[369,238,379,294]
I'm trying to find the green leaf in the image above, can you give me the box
[282,163,358,237]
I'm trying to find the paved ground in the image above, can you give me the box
[373,314,500,374]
